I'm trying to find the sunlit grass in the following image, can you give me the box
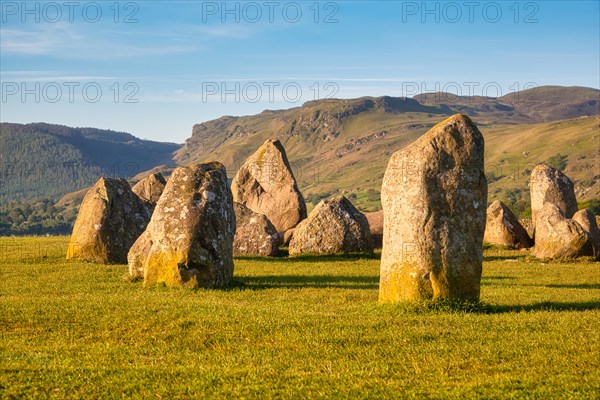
[1,237,599,399]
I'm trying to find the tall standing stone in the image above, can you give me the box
[231,139,307,233]
[67,178,150,263]
[379,115,487,303]
[128,162,236,288]
[132,172,167,212]
[484,200,532,249]
[529,164,578,228]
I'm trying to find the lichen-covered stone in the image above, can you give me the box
[128,162,235,288]
[289,196,373,255]
[379,115,487,303]
[529,164,578,228]
[233,202,279,257]
[231,139,307,233]
[572,209,600,259]
[67,178,150,263]
[530,203,592,260]
[132,172,167,212]
[484,200,532,249]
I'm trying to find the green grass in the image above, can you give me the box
[1,237,599,399]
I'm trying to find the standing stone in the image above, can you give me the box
[128,162,236,288]
[231,139,307,233]
[233,202,279,257]
[484,200,532,249]
[289,196,373,255]
[67,178,150,263]
[529,164,578,228]
[572,209,600,259]
[379,114,487,303]
[132,173,167,212]
[365,210,384,249]
[530,203,592,260]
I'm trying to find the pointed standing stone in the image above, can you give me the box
[231,139,307,233]
[132,172,167,212]
[484,200,532,249]
[379,115,487,303]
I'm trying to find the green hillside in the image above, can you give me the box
[1,86,598,234]
[0,123,180,203]
[174,86,599,213]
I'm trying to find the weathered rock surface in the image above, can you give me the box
[233,202,279,257]
[484,200,532,249]
[67,178,150,263]
[572,209,600,259]
[289,196,373,255]
[365,210,384,249]
[379,114,487,303]
[519,218,534,238]
[231,139,307,233]
[530,164,578,228]
[282,228,295,246]
[132,173,167,211]
[530,203,593,260]
[128,162,236,288]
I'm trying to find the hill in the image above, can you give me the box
[0,123,181,203]
[2,86,598,228]
[175,86,599,212]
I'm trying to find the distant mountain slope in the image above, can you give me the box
[0,123,180,203]
[3,86,599,214]
[174,86,599,211]
[414,86,600,123]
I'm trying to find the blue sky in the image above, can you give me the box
[1,0,599,143]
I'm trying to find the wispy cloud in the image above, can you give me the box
[0,24,204,59]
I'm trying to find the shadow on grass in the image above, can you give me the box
[228,274,380,290]
[235,252,380,263]
[483,255,526,262]
[381,299,600,314]
[542,283,600,289]
[489,301,600,313]
[482,276,517,281]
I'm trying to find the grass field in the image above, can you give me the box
[1,237,599,399]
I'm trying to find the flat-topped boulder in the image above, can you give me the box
[67,178,150,263]
[132,172,167,211]
[484,200,532,249]
[529,164,578,228]
[531,203,593,260]
[128,162,236,288]
[231,139,307,233]
[289,196,373,255]
[380,114,487,303]
[233,202,279,257]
